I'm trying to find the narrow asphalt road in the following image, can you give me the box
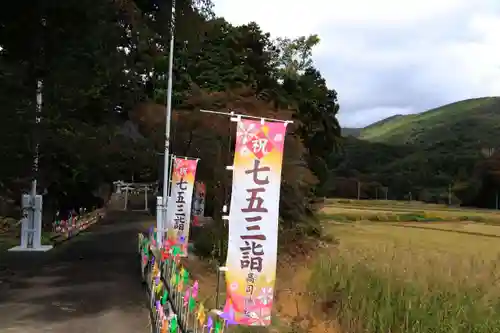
[0,211,152,333]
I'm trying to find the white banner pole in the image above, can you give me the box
[199,109,293,124]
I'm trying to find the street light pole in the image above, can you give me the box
[159,0,176,245]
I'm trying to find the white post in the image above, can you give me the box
[20,194,30,248]
[144,186,149,211]
[33,195,43,248]
[9,193,52,252]
[124,185,129,210]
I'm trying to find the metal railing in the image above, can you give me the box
[51,209,103,241]
[139,233,228,333]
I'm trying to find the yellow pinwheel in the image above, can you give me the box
[196,303,206,325]
[154,281,163,294]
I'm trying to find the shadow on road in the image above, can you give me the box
[0,211,154,333]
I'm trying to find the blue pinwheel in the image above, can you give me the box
[219,306,237,326]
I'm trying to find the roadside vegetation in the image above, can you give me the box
[308,200,500,333]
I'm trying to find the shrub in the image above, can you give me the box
[191,223,226,261]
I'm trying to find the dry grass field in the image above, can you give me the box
[308,199,500,333]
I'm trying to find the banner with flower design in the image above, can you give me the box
[192,181,206,225]
[223,118,288,326]
[166,157,198,257]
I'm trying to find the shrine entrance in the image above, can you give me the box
[112,180,158,212]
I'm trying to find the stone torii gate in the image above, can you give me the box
[113,180,157,211]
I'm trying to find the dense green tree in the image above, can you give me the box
[274,34,320,78]
[0,0,343,244]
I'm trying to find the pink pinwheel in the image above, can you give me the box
[157,304,165,320]
[191,281,199,298]
[164,238,175,249]
[183,289,190,307]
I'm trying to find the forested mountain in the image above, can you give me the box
[341,128,361,137]
[335,97,500,207]
[0,0,340,237]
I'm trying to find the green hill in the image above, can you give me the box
[359,97,500,147]
[333,97,500,205]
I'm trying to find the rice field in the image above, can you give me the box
[321,199,500,224]
[309,200,500,333]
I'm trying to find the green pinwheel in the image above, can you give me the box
[169,315,178,333]
[161,290,168,305]
[188,295,196,311]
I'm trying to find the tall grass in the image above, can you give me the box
[309,225,500,333]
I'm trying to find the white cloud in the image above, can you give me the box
[213,0,500,127]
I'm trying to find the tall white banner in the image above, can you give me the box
[166,157,198,257]
[223,119,288,326]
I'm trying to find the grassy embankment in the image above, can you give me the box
[309,199,500,333]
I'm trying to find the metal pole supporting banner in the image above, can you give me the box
[161,0,176,207]
[157,0,176,250]
[167,153,175,197]
[156,196,163,244]
[199,109,293,124]
[172,155,200,160]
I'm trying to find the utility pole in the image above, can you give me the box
[31,18,46,213]
[158,0,176,245]
[357,181,361,200]
[8,16,53,252]
[32,81,41,199]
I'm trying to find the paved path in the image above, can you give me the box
[0,211,152,333]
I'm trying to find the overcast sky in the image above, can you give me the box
[212,0,500,127]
